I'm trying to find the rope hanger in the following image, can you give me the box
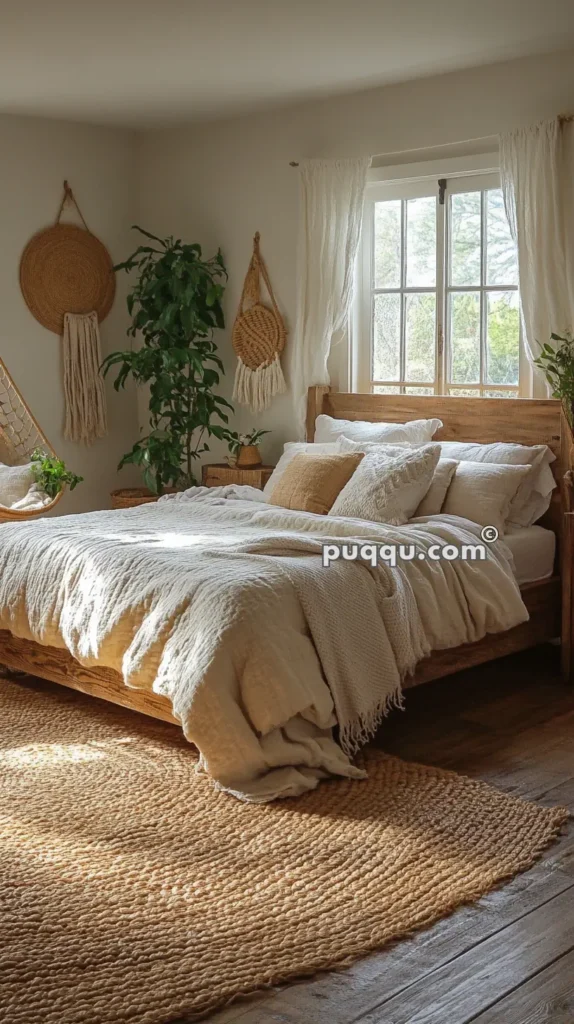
[55,180,90,232]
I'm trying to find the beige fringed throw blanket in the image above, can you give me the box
[0,489,527,801]
[62,310,107,444]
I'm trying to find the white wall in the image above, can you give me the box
[137,49,574,466]
[0,114,140,512]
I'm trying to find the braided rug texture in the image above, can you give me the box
[0,675,567,1024]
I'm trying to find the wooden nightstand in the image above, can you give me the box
[202,463,275,490]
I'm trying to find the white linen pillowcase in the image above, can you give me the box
[414,458,458,516]
[442,462,533,536]
[263,442,340,500]
[314,413,442,445]
[438,440,556,528]
[337,437,441,519]
[329,445,441,526]
[0,462,35,509]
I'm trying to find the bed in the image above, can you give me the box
[0,388,571,798]
[307,387,573,685]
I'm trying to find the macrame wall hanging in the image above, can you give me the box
[19,181,114,445]
[232,232,287,413]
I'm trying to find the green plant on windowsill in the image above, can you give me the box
[31,449,83,500]
[533,331,574,427]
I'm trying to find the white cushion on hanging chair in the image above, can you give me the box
[9,484,53,512]
[0,462,36,509]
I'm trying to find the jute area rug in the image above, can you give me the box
[0,674,567,1024]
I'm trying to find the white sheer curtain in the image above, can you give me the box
[499,118,574,390]
[291,157,370,435]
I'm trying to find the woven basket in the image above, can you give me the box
[111,488,160,510]
[111,487,181,509]
[236,445,262,468]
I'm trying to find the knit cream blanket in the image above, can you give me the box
[0,489,527,801]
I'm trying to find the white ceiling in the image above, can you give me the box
[1,0,574,128]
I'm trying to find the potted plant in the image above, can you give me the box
[226,428,270,468]
[534,331,574,428]
[31,449,83,498]
[102,226,233,506]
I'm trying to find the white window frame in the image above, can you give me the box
[353,156,530,398]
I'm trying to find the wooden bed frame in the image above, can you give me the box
[0,387,572,728]
[306,387,573,689]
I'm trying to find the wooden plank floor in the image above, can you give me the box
[203,644,574,1024]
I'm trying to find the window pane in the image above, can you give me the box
[405,293,436,382]
[448,388,480,397]
[484,390,518,398]
[449,292,481,384]
[373,385,401,394]
[405,386,435,395]
[450,191,481,286]
[373,294,401,380]
[486,189,518,285]
[374,200,401,288]
[406,197,436,286]
[487,291,520,385]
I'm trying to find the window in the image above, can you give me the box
[356,172,524,397]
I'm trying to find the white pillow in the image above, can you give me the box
[314,414,442,445]
[442,462,533,536]
[263,442,340,500]
[337,437,440,519]
[438,441,556,528]
[414,458,458,517]
[330,446,441,526]
[0,462,35,509]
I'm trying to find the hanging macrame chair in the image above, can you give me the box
[0,357,63,523]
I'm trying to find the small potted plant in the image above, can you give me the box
[226,428,270,468]
[31,449,83,498]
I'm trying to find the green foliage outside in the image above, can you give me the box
[372,189,520,394]
[31,449,83,499]
[102,227,233,494]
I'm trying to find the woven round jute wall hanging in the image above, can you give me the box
[232,232,287,413]
[19,181,115,335]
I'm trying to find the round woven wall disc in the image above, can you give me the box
[19,223,116,335]
[232,303,286,371]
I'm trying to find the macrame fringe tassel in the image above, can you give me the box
[233,354,286,413]
[62,311,107,445]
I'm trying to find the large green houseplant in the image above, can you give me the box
[103,227,233,494]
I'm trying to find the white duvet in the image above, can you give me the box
[0,485,527,801]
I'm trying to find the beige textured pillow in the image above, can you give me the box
[263,442,339,500]
[268,452,364,515]
[442,462,532,535]
[336,437,440,519]
[415,458,458,516]
[330,446,440,526]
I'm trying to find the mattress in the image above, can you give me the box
[504,525,556,586]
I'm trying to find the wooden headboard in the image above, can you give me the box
[306,386,569,538]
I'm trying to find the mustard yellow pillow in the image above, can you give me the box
[268,451,364,515]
